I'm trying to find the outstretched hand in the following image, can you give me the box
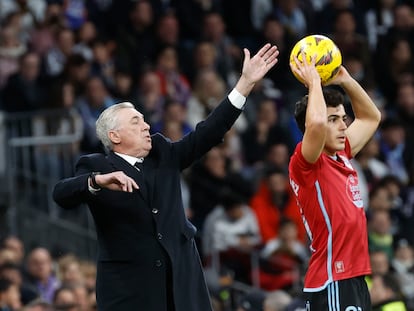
[235,43,279,96]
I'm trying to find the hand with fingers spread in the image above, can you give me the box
[235,43,279,96]
[290,52,321,89]
[93,171,139,192]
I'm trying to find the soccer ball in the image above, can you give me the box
[289,34,342,85]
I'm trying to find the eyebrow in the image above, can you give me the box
[328,113,347,119]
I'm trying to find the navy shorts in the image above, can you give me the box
[304,276,371,311]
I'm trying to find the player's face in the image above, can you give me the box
[113,108,152,157]
[324,105,348,155]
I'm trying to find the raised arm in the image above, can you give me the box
[290,54,328,163]
[328,67,381,157]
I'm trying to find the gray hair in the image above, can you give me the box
[96,102,135,151]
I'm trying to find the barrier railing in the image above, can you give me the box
[1,109,97,259]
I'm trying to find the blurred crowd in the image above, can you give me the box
[1,0,414,310]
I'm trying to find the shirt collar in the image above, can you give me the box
[114,152,144,166]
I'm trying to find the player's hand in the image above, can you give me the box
[324,66,352,86]
[290,52,321,89]
[94,171,139,192]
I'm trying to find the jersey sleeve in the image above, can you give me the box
[289,142,319,186]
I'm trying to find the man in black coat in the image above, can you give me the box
[52,43,279,311]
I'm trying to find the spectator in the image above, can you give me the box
[368,209,394,260]
[237,289,266,311]
[73,21,96,62]
[63,0,87,31]
[186,41,220,87]
[331,9,374,88]
[56,255,83,288]
[78,261,95,293]
[151,98,192,138]
[0,25,27,89]
[186,68,234,130]
[370,273,408,311]
[1,52,46,113]
[52,286,79,311]
[189,146,254,232]
[364,0,396,51]
[316,0,366,35]
[43,27,76,78]
[203,191,261,283]
[109,69,134,103]
[21,299,53,311]
[353,137,390,192]
[273,0,309,38]
[89,39,115,86]
[75,76,116,154]
[28,2,65,57]
[241,98,293,167]
[0,237,24,266]
[398,167,414,246]
[201,11,242,87]
[391,239,414,310]
[352,137,390,206]
[0,263,39,305]
[0,277,21,311]
[257,16,299,95]
[134,69,165,126]
[113,0,156,80]
[259,218,308,291]
[370,250,391,278]
[0,0,46,28]
[25,248,60,303]
[250,167,306,244]
[378,118,410,184]
[376,37,414,105]
[172,0,222,43]
[154,45,191,105]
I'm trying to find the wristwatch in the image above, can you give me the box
[90,172,101,189]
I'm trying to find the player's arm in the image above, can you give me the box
[328,67,381,157]
[291,54,328,163]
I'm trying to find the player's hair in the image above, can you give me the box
[294,88,345,134]
[96,102,135,151]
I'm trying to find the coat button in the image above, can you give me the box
[152,208,159,214]
[155,260,162,267]
[157,233,163,240]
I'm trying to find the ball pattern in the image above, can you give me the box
[289,34,342,84]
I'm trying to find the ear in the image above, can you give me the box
[108,130,121,144]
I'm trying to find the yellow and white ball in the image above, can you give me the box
[289,34,342,84]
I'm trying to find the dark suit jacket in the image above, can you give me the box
[53,98,242,311]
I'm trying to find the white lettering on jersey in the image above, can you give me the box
[346,174,364,208]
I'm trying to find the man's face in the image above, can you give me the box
[112,108,152,157]
[324,105,348,155]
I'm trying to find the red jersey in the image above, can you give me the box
[288,139,371,292]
